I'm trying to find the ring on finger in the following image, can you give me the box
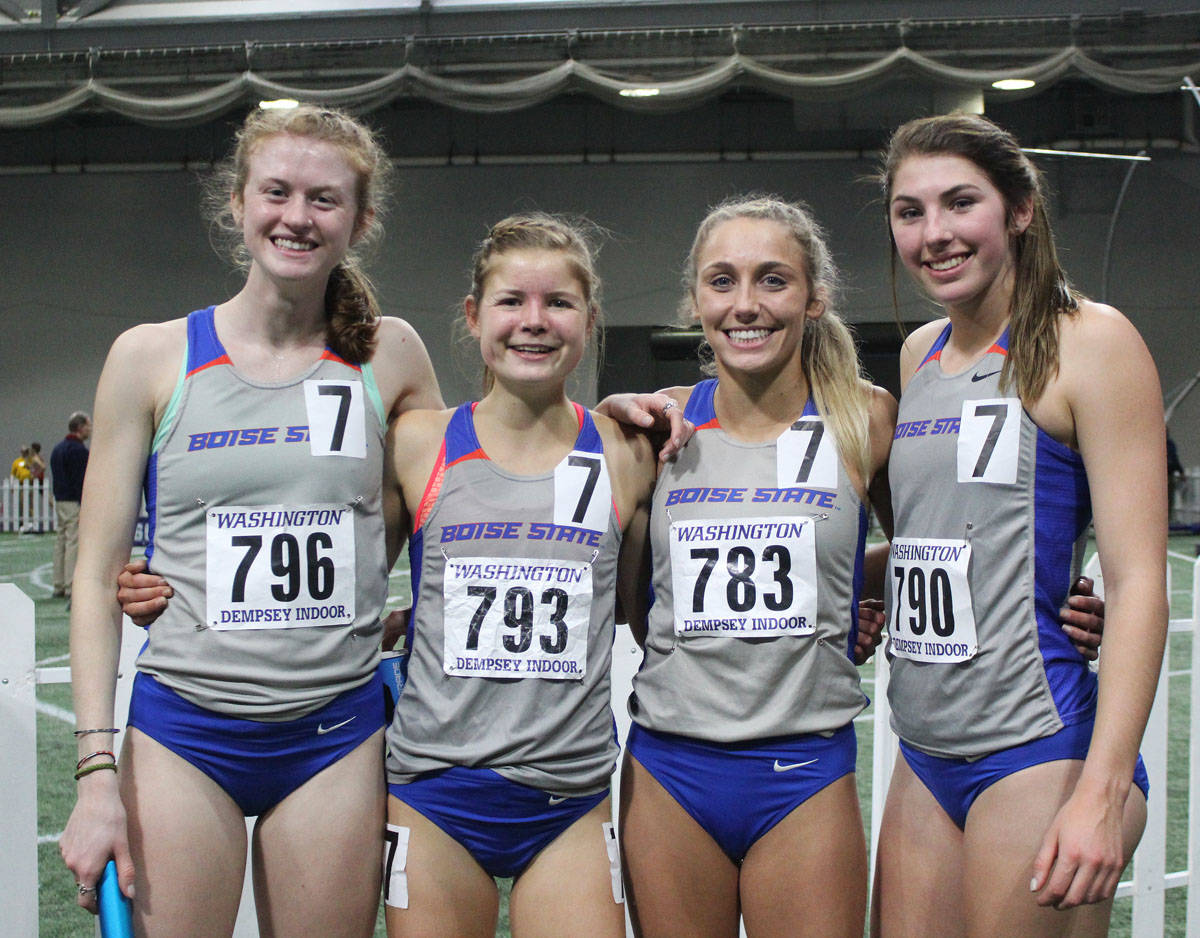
[77,883,97,897]
[661,400,676,414]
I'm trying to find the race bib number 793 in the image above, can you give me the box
[442,556,592,680]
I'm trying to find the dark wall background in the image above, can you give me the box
[4,150,1198,466]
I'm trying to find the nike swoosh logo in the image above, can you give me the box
[971,370,1001,382]
[316,716,357,735]
[773,759,818,773]
[548,795,569,805]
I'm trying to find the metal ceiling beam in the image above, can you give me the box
[0,2,1194,168]
[1,2,1198,55]
[0,0,26,24]
[75,0,118,18]
[3,13,1198,81]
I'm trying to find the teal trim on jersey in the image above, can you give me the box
[361,361,386,428]
[150,346,189,455]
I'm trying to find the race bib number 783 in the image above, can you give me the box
[669,515,818,638]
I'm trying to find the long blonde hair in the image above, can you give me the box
[683,195,872,483]
[205,104,394,364]
[880,113,1081,403]
[464,212,605,396]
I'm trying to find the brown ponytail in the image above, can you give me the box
[324,261,381,363]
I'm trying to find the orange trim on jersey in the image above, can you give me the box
[914,346,944,373]
[695,417,721,431]
[320,348,362,370]
[919,337,1006,373]
[186,354,232,378]
[446,449,487,468]
[414,440,447,531]
[572,401,586,428]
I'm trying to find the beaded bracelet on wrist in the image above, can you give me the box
[74,763,117,781]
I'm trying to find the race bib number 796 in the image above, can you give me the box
[206,504,356,630]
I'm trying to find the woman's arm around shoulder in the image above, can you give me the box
[1031,299,1167,909]
[595,385,695,462]
[854,384,898,664]
[372,316,446,422]
[854,386,902,666]
[384,407,456,560]
[379,407,450,650]
[865,383,897,542]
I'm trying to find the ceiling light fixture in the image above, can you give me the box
[992,78,1036,91]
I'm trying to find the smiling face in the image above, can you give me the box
[691,216,823,380]
[888,153,1032,317]
[233,133,364,288]
[466,248,594,390]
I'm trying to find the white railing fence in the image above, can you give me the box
[0,478,55,534]
[3,556,1198,936]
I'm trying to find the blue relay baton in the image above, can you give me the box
[98,860,133,938]
[378,649,408,723]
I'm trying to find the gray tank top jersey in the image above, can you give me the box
[386,402,622,795]
[886,324,1096,759]
[630,379,868,743]
[137,307,388,720]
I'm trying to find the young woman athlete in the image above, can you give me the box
[612,195,895,937]
[108,147,1111,934]
[871,113,1165,938]
[380,214,656,937]
[59,104,443,937]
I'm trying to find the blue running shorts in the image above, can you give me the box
[127,671,384,816]
[389,766,607,879]
[626,721,856,863]
[899,717,1151,830]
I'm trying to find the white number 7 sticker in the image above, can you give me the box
[553,451,612,531]
[304,380,366,458]
[957,398,1020,484]
[777,417,838,489]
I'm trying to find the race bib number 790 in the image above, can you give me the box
[887,537,977,663]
